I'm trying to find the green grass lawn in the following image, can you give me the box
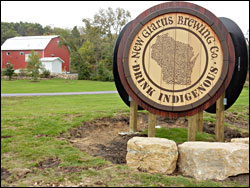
[203,86,249,133]
[142,127,215,143]
[227,86,249,113]
[1,79,116,93]
[1,81,249,187]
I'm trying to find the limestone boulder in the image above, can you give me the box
[126,137,178,174]
[231,137,249,144]
[178,142,249,181]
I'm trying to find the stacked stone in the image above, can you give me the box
[126,137,249,180]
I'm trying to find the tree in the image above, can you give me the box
[71,26,81,48]
[26,51,43,81]
[78,40,95,79]
[1,21,45,45]
[1,22,19,45]
[43,25,54,35]
[2,62,15,80]
[93,7,131,40]
[79,7,131,81]
[81,19,104,68]
[55,26,86,75]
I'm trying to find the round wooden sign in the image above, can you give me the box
[117,2,235,117]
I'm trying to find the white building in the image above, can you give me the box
[40,57,64,73]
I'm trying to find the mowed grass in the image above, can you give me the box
[142,127,215,144]
[227,86,249,114]
[1,94,128,186]
[1,81,249,187]
[203,85,249,133]
[1,79,116,93]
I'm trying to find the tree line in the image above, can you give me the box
[1,7,131,81]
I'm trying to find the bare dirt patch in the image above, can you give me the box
[203,123,246,142]
[59,166,88,173]
[225,111,249,130]
[92,133,147,164]
[37,157,61,169]
[1,135,12,139]
[60,113,248,165]
[225,174,249,185]
[62,114,147,164]
[1,167,11,181]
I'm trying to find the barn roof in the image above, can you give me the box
[1,35,59,51]
[40,57,64,63]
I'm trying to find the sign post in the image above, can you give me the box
[188,114,198,141]
[148,113,156,137]
[129,98,138,133]
[215,92,225,142]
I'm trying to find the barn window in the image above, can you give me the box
[6,52,10,55]
[20,52,24,55]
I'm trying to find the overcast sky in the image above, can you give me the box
[1,1,249,37]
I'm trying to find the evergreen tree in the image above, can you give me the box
[2,62,15,81]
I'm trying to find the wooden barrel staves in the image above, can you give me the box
[113,21,144,110]
[205,17,249,113]
[114,2,235,118]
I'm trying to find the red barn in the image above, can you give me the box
[1,35,70,73]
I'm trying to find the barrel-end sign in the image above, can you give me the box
[116,2,235,117]
[123,12,229,113]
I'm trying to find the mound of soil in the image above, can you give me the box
[37,157,61,169]
[203,122,243,141]
[93,134,147,164]
[225,174,249,185]
[1,167,11,181]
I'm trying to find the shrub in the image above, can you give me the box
[78,63,91,80]
[99,69,113,81]
[2,62,15,80]
[19,68,29,77]
[41,69,51,78]
[96,61,114,81]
